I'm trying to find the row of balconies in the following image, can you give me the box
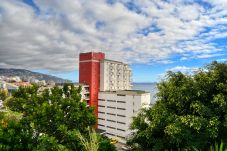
[106,80,130,84]
[108,67,129,70]
[108,70,123,74]
[107,74,130,78]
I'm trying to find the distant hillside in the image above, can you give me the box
[0,68,72,83]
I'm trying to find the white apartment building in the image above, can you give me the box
[79,84,90,103]
[56,83,90,103]
[0,81,18,95]
[100,59,132,91]
[97,90,150,143]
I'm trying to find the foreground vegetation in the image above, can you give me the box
[129,61,227,150]
[0,84,116,151]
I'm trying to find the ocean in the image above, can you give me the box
[132,83,158,104]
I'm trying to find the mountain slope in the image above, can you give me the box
[0,68,72,83]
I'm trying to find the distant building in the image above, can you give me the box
[14,82,32,88]
[98,90,150,143]
[100,59,132,91]
[0,76,21,83]
[0,81,6,90]
[0,81,18,95]
[29,77,39,83]
[10,76,21,82]
[47,80,55,86]
[37,80,46,86]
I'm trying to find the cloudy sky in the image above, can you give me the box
[0,0,227,82]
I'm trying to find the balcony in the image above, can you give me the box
[83,94,90,100]
[83,85,89,88]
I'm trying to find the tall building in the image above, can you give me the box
[79,52,105,117]
[79,52,150,143]
[100,59,132,91]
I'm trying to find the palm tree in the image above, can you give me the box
[76,127,99,151]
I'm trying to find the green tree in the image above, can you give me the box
[76,128,116,151]
[0,111,34,150]
[3,83,97,150]
[34,134,68,151]
[0,110,67,151]
[76,128,99,151]
[2,83,115,150]
[129,61,227,150]
[0,89,8,101]
[98,136,117,151]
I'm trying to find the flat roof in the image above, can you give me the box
[101,59,124,64]
[99,90,150,95]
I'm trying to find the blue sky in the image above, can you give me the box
[0,0,227,82]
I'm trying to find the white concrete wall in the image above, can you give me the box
[98,91,150,143]
[100,62,105,91]
[100,60,132,91]
[74,84,90,102]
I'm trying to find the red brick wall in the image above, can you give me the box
[79,52,105,119]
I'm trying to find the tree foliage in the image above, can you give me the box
[129,61,227,150]
[76,128,99,151]
[0,89,8,101]
[0,83,115,150]
[0,111,34,150]
[98,136,117,151]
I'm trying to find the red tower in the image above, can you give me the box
[79,52,105,118]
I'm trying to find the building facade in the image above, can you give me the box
[79,52,105,117]
[98,90,150,143]
[100,59,132,91]
[79,84,90,102]
[0,81,18,95]
[79,52,150,143]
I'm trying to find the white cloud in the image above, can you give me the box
[217,58,227,62]
[197,53,224,59]
[157,65,199,81]
[168,66,199,73]
[0,0,226,71]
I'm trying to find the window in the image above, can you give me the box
[98,124,105,127]
[98,105,105,108]
[107,113,116,116]
[107,106,116,109]
[117,94,126,96]
[107,100,116,102]
[117,128,125,132]
[117,121,126,125]
[106,133,115,136]
[117,114,126,117]
[98,118,105,121]
[117,101,126,103]
[98,99,105,101]
[117,135,126,139]
[117,107,126,110]
[107,126,116,129]
[107,119,116,123]
[98,111,105,114]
